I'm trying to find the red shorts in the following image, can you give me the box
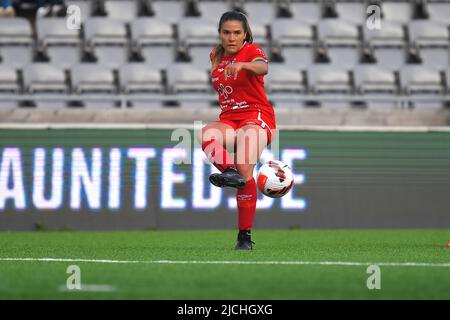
[216,112,276,145]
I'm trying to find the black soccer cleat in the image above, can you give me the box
[209,167,246,189]
[235,230,255,250]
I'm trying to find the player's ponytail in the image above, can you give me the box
[212,10,253,69]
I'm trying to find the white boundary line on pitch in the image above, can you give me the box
[57,284,116,292]
[1,257,450,268]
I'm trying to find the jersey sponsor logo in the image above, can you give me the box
[218,83,233,99]
[231,100,249,110]
[231,104,249,110]
[237,194,253,201]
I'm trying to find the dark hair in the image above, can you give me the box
[212,11,253,69]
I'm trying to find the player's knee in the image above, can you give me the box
[200,127,225,148]
[198,128,213,146]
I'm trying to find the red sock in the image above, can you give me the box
[237,178,257,231]
[202,139,234,173]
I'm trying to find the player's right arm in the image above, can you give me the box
[224,61,268,80]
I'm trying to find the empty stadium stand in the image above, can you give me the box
[0,0,449,114]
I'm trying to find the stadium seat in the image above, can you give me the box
[66,0,91,21]
[153,0,186,24]
[178,17,218,69]
[317,19,360,67]
[23,63,67,108]
[266,64,305,93]
[408,21,449,69]
[198,0,230,21]
[0,65,19,109]
[271,19,314,69]
[382,1,412,24]
[428,2,450,24]
[166,63,210,93]
[318,18,360,46]
[130,18,175,69]
[0,18,33,68]
[0,65,18,93]
[363,21,406,70]
[104,0,139,22]
[272,19,313,47]
[308,64,352,94]
[36,18,81,69]
[354,64,399,109]
[71,63,118,108]
[119,64,163,94]
[336,1,366,25]
[23,63,67,93]
[178,17,218,46]
[290,1,321,24]
[400,65,443,94]
[119,63,164,108]
[166,63,210,108]
[266,63,305,108]
[84,18,128,68]
[71,64,116,93]
[243,1,276,26]
[354,64,397,94]
[400,65,444,110]
[308,64,352,108]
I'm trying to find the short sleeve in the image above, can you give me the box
[247,44,269,63]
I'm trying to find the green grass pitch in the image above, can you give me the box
[0,229,449,299]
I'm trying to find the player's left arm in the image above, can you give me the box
[242,59,269,75]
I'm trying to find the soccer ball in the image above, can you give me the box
[257,160,294,198]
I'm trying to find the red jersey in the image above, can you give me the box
[210,42,275,128]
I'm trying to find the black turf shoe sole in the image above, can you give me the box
[209,171,246,189]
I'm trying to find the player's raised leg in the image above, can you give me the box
[234,124,269,250]
[198,121,246,189]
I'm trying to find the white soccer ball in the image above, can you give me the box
[257,160,294,198]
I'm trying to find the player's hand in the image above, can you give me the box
[224,62,245,80]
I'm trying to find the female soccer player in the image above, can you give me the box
[198,11,276,250]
